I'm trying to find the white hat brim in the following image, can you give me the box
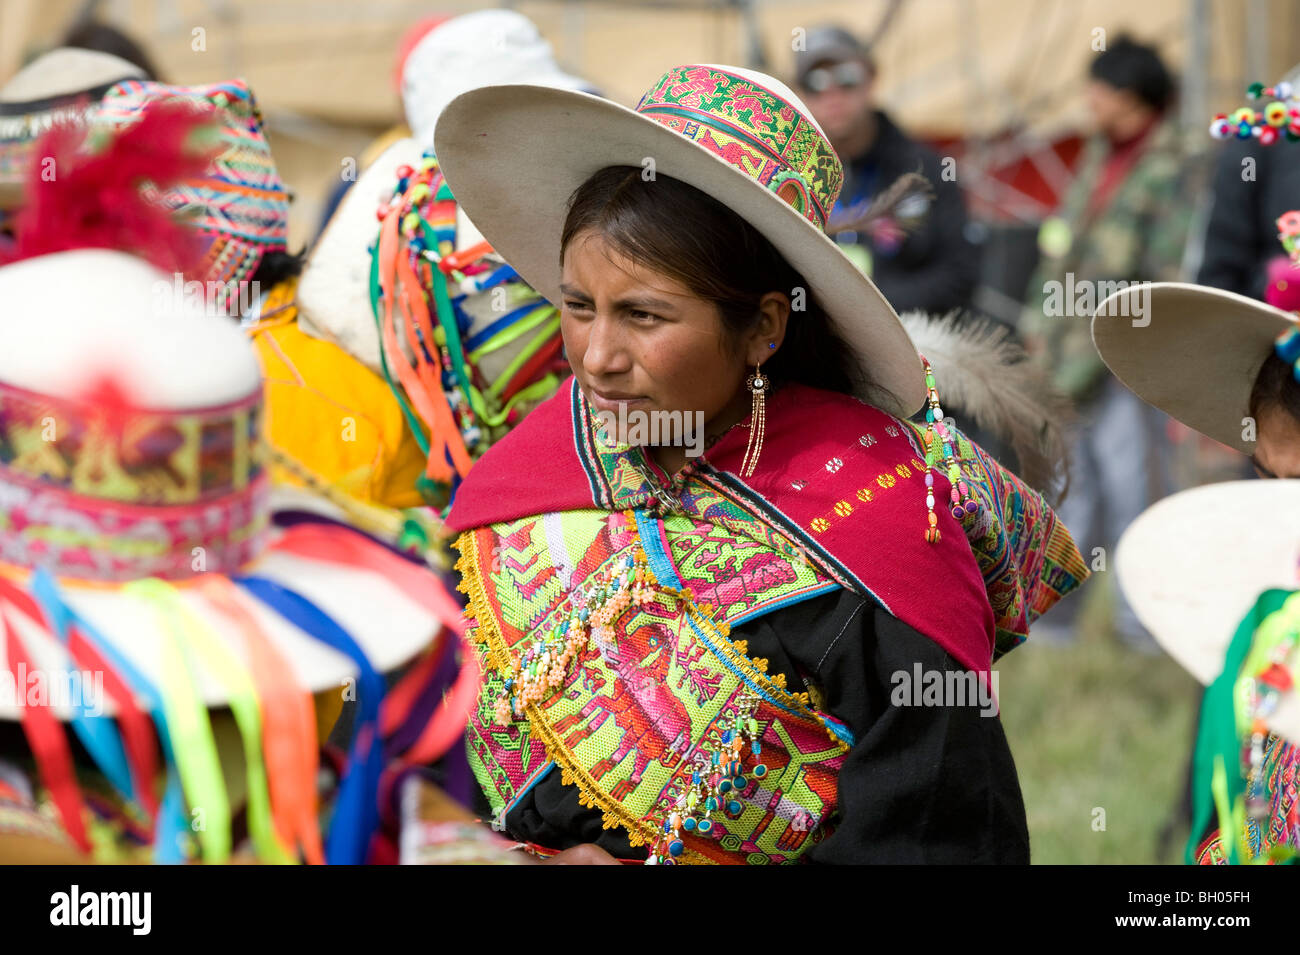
[1117,479,1300,740]
[1093,282,1298,452]
[433,82,925,417]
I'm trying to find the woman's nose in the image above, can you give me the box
[581,313,631,377]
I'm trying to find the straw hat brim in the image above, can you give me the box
[1092,282,1298,452]
[432,82,926,417]
[1116,479,1300,741]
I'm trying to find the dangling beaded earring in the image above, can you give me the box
[739,353,771,478]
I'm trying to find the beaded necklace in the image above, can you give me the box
[491,509,656,723]
[489,507,769,864]
[644,683,768,865]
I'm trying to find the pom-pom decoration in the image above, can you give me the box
[1211,81,1300,144]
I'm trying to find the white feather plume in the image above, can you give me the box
[899,310,1072,500]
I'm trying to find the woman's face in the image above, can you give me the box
[1252,404,1300,478]
[558,229,785,454]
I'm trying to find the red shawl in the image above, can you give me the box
[447,379,995,674]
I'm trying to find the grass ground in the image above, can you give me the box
[997,575,1203,863]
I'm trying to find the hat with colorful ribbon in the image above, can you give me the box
[297,136,570,510]
[431,62,926,417]
[0,48,145,208]
[92,78,290,286]
[0,247,463,864]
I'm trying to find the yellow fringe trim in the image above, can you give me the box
[452,526,716,864]
[454,522,848,865]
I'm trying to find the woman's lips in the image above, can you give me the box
[588,389,649,414]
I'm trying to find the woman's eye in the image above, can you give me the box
[629,310,659,322]
[564,300,591,313]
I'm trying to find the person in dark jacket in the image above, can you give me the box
[793,25,978,314]
[1197,65,1300,298]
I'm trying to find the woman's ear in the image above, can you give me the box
[748,291,791,365]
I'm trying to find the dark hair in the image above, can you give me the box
[251,248,306,288]
[1089,35,1173,114]
[1249,351,1300,424]
[560,165,879,400]
[62,19,161,81]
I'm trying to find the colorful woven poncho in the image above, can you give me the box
[446,379,1087,862]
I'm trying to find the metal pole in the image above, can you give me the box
[1180,0,1210,144]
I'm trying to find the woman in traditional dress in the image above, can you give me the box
[435,63,1088,864]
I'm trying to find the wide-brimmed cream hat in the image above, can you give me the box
[1093,282,1297,452]
[432,63,926,417]
[1117,479,1300,740]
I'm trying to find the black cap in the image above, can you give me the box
[794,25,870,86]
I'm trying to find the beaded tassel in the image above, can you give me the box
[645,689,768,865]
[920,356,980,542]
[492,510,654,723]
[739,365,767,478]
[1243,646,1296,820]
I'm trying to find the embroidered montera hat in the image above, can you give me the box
[1116,479,1300,743]
[0,248,450,862]
[92,79,290,287]
[0,48,145,207]
[432,63,927,417]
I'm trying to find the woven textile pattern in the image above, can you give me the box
[0,380,262,506]
[1196,733,1300,864]
[905,420,1090,658]
[634,64,842,230]
[457,508,850,865]
[96,79,289,284]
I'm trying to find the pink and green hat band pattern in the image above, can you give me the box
[98,78,289,284]
[634,64,843,231]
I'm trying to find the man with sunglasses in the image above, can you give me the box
[794,25,978,316]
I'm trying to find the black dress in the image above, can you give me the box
[472,586,1031,864]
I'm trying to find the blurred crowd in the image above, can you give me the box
[3,11,1289,654]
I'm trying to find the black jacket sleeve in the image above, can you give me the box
[1196,139,1267,296]
[743,587,1030,864]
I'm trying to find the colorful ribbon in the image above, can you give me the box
[235,575,383,865]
